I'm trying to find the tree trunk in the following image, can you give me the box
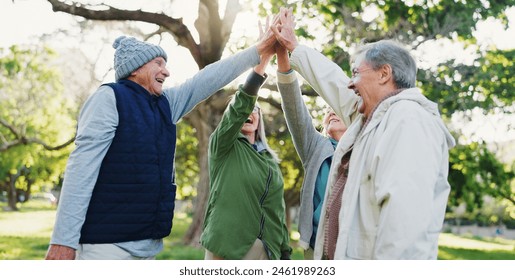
[22,179,34,203]
[182,128,210,246]
[283,187,301,231]
[182,102,222,246]
[7,173,19,211]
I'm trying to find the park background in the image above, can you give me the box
[0,0,514,260]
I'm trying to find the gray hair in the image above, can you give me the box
[353,40,417,89]
[254,103,280,163]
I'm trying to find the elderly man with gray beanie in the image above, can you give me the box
[46,30,277,260]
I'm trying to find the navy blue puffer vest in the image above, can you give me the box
[79,79,177,244]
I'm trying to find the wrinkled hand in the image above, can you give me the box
[255,15,280,75]
[256,13,280,65]
[271,7,298,52]
[45,244,76,260]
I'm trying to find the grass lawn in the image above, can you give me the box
[1,200,514,260]
[438,233,515,260]
[0,200,56,260]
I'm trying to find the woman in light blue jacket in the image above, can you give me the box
[276,44,346,259]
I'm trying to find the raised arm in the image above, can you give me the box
[209,19,275,158]
[273,7,360,127]
[165,14,279,124]
[276,39,325,163]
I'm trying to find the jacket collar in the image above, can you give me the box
[359,88,430,137]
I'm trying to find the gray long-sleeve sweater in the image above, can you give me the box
[277,70,336,250]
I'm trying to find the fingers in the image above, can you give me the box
[258,19,264,38]
[283,7,294,28]
[264,15,274,39]
[271,24,281,39]
[275,7,295,30]
[258,16,275,44]
[271,24,287,49]
[257,6,297,55]
[271,12,280,26]
[279,7,287,25]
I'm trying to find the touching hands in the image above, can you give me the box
[256,14,280,70]
[271,7,298,53]
[256,7,298,74]
[255,15,278,75]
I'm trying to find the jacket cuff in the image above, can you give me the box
[277,69,297,84]
[241,70,267,96]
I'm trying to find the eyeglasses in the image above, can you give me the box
[252,106,260,113]
[351,67,373,78]
[324,108,336,116]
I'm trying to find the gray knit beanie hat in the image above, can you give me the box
[112,36,168,81]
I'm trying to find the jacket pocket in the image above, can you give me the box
[346,229,377,260]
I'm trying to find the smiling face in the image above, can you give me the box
[347,51,398,119]
[241,106,260,144]
[129,57,170,95]
[322,108,346,141]
[347,52,383,118]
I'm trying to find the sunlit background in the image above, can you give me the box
[0,0,514,263]
[2,0,514,144]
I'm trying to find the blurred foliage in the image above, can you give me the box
[0,45,76,208]
[420,49,514,117]
[448,142,514,210]
[175,121,200,200]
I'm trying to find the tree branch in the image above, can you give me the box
[259,96,282,111]
[24,136,76,151]
[46,0,203,66]
[0,141,24,152]
[220,0,241,52]
[0,118,75,152]
[0,135,76,152]
[0,118,19,137]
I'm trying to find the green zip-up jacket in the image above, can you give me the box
[200,84,290,260]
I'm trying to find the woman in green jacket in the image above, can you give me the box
[200,53,291,260]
